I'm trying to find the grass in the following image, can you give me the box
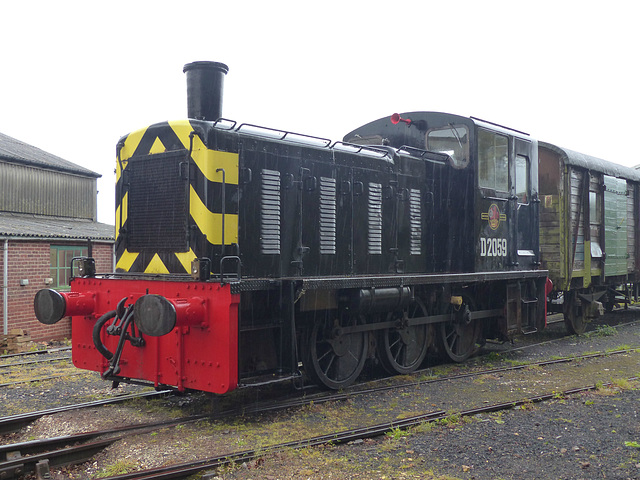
[95,460,138,477]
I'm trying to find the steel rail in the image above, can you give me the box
[0,415,211,479]
[0,389,171,435]
[0,437,115,479]
[0,371,86,389]
[0,346,71,360]
[0,354,71,370]
[96,376,640,480]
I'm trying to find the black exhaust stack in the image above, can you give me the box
[183,61,229,121]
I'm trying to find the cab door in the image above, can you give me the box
[476,128,510,272]
[513,138,539,270]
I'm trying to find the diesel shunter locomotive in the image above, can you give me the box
[36,60,631,394]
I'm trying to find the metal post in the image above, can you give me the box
[3,239,8,335]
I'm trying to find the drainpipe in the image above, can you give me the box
[3,239,7,336]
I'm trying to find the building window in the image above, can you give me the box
[50,245,88,290]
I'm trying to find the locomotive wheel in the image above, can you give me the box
[378,298,430,375]
[563,292,587,335]
[304,313,368,390]
[438,295,481,363]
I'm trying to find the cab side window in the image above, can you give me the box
[515,155,529,204]
[426,125,470,169]
[478,129,508,192]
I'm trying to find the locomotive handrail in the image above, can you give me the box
[481,195,509,202]
[217,167,226,254]
[220,255,242,285]
[214,117,398,162]
[330,141,394,160]
[235,122,332,147]
[211,117,237,130]
[396,145,450,165]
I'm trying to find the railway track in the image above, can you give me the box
[2,344,638,479]
[107,377,640,480]
[0,389,171,436]
[11,372,636,480]
[0,348,76,390]
[0,371,87,389]
[0,412,203,479]
[1,312,637,431]
[1,313,638,478]
[0,346,71,359]
[0,353,71,370]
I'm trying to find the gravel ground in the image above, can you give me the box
[3,311,640,480]
[206,312,640,480]
[211,387,640,480]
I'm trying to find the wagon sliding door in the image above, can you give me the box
[603,175,628,279]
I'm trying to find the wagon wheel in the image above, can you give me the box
[563,291,587,335]
[304,313,368,390]
[378,298,430,375]
[438,295,481,363]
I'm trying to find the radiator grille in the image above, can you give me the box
[319,177,337,254]
[127,152,188,251]
[368,182,382,255]
[409,188,422,255]
[261,169,281,255]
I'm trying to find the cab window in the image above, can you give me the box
[426,125,469,169]
[515,155,529,203]
[478,129,508,192]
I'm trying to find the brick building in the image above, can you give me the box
[0,132,114,342]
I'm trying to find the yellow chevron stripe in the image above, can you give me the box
[116,249,139,272]
[115,192,129,240]
[168,120,239,185]
[149,137,166,154]
[175,249,197,273]
[194,149,239,185]
[145,254,170,274]
[168,120,206,150]
[117,127,148,179]
[190,185,238,245]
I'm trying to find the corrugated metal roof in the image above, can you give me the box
[0,131,100,178]
[0,212,114,241]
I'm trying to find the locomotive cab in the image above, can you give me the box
[344,112,541,275]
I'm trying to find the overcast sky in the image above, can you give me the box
[1,1,637,225]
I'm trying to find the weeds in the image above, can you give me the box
[386,426,409,440]
[585,325,618,338]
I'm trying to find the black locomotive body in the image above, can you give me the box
[34,62,548,393]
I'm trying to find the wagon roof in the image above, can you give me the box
[539,141,640,182]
